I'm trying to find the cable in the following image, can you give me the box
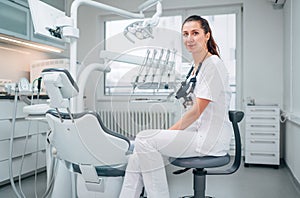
[9,84,23,198]
[280,110,288,123]
[18,120,32,198]
[34,91,41,198]
[10,77,55,198]
[18,89,35,198]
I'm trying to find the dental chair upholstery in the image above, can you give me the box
[42,68,131,192]
[169,110,244,198]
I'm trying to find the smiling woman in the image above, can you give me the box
[118,14,233,198]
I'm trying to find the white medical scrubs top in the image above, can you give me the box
[186,55,232,156]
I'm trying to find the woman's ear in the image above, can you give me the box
[205,32,210,41]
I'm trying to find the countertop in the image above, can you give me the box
[0,94,49,100]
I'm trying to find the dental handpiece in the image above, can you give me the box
[157,49,170,90]
[132,50,150,91]
[151,48,164,83]
[143,49,157,83]
[165,49,177,89]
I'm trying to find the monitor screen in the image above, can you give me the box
[28,0,65,41]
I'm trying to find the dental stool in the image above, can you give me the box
[169,111,244,198]
[42,68,131,195]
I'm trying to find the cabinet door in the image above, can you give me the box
[0,100,27,120]
[0,1,30,40]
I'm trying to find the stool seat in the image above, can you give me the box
[170,154,230,169]
[169,111,244,198]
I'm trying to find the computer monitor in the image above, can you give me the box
[28,0,65,41]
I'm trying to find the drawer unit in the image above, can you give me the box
[0,151,46,184]
[0,133,46,161]
[0,99,49,184]
[245,105,280,167]
[0,119,49,140]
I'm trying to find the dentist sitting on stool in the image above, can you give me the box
[119,15,232,198]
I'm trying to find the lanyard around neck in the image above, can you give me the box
[185,62,203,82]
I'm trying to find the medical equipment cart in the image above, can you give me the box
[244,105,280,168]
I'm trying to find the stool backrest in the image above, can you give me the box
[208,110,244,175]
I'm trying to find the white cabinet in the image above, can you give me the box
[0,99,49,185]
[0,0,65,49]
[0,0,30,40]
[244,105,280,168]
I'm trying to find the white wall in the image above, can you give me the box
[242,0,283,106]
[283,0,300,184]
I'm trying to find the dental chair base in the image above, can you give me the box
[77,176,124,198]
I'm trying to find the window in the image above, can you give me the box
[204,14,237,110]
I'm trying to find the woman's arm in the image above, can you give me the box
[169,98,210,130]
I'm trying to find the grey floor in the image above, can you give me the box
[0,162,300,198]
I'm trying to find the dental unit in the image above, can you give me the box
[11,0,164,197]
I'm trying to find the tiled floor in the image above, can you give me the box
[0,162,299,198]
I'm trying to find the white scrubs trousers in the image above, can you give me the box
[119,127,201,198]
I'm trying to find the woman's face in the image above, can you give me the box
[182,21,210,54]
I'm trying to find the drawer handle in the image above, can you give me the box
[250,109,276,112]
[8,117,26,121]
[13,135,33,140]
[13,153,33,160]
[250,125,276,128]
[250,153,276,157]
[250,140,276,144]
[250,132,276,136]
[250,117,276,120]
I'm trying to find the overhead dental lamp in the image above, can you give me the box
[124,0,162,43]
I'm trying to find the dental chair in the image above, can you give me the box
[42,68,131,196]
[169,111,244,198]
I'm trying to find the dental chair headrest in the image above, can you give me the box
[42,68,79,109]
